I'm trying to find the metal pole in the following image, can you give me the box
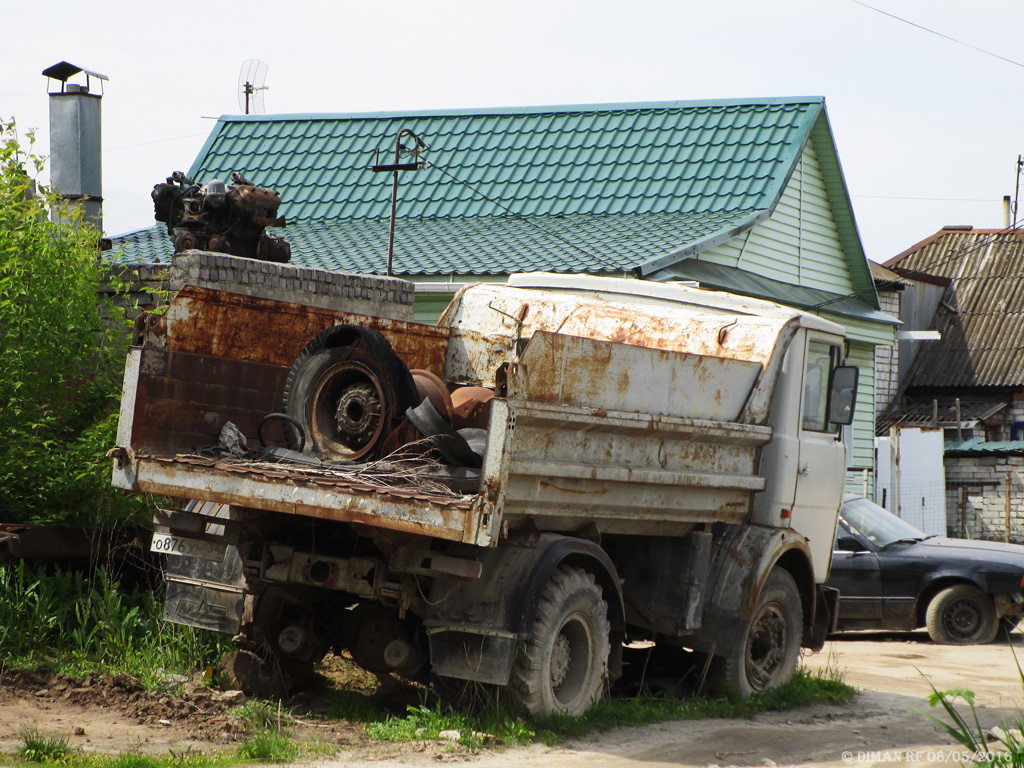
[387,166,399,276]
[960,485,967,539]
[1015,155,1022,227]
[1006,471,1012,543]
[385,128,420,277]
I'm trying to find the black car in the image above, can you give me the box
[828,494,1024,644]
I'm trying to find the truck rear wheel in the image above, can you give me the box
[511,565,610,716]
[714,567,802,698]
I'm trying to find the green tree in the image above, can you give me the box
[0,119,143,524]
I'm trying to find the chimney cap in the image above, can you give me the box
[42,61,108,93]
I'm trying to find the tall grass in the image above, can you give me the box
[17,728,73,764]
[924,641,1024,767]
[366,665,856,748]
[0,560,228,688]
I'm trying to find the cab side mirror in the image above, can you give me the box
[828,365,859,426]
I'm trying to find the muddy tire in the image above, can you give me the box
[510,565,610,716]
[713,567,802,698]
[925,584,998,645]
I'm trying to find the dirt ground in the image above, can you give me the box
[1,632,1021,768]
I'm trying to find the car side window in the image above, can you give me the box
[802,341,839,433]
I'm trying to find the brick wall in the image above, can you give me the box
[945,455,1024,543]
[107,251,415,322]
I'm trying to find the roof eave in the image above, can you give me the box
[807,107,880,311]
[635,209,769,277]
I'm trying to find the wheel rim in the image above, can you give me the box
[943,597,983,641]
[549,613,594,708]
[745,602,789,691]
[309,359,388,460]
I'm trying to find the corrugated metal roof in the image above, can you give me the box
[885,227,1024,389]
[945,438,1024,457]
[109,97,826,274]
[111,209,758,275]
[869,260,911,287]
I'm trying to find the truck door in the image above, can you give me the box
[787,337,847,581]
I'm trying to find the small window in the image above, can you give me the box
[802,341,838,432]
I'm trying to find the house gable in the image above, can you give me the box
[699,137,855,295]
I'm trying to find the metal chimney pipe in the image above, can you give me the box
[1004,195,1012,229]
[42,62,107,233]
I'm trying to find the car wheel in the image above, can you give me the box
[510,565,610,716]
[925,585,998,645]
[712,567,803,698]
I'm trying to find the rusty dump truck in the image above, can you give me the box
[111,261,858,715]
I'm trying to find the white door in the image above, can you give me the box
[788,338,847,580]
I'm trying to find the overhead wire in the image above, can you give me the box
[811,217,1023,311]
[413,149,625,274]
[837,1,1024,295]
[848,0,1024,71]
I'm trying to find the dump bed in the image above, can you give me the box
[112,276,807,547]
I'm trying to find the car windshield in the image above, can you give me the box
[840,496,927,548]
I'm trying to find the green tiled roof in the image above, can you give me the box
[110,97,826,274]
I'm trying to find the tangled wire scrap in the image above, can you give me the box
[192,424,468,498]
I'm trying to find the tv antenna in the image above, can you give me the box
[238,59,269,115]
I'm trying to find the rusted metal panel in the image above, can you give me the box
[114,281,799,548]
[159,285,447,374]
[510,330,762,422]
[127,455,490,546]
[440,284,795,390]
[495,398,769,536]
[132,347,286,455]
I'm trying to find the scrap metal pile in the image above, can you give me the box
[204,324,494,495]
[152,171,291,263]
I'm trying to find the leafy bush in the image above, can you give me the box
[0,118,146,526]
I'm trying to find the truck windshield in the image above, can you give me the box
[839,496,926,549]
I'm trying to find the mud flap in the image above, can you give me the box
[156,502,248,634]
[809,585,840,651]
[426,630,517,685]
[164,580,245,634]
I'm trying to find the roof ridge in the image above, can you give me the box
[212,96,826,124]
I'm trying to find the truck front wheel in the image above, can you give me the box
[511,565,610,716]
[714,567,802,698]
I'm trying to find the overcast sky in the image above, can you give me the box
[3,0,1022,264]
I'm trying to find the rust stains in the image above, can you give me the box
[162,286,447,373]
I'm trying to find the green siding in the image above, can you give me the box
[701,139,855,296]
[845,340,876,471]
[820,311,896,347]
[412,292,455,324]
[845,468,875,497]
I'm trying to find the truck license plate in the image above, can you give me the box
[151,532,225,561]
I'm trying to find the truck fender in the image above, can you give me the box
[689,524,820,657]
[423,533,625,685]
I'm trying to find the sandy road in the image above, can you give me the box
[2,632,1021,767]
[317,632,1024,768]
